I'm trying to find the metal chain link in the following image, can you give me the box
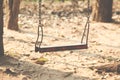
[81,0,90,44]
[35,0,43,50]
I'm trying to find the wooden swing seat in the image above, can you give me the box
[35,44,88,52]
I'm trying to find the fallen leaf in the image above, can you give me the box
[35,57,48,65]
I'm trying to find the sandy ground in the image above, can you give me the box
[0,1,120,80]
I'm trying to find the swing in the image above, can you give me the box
[35,0,90,53]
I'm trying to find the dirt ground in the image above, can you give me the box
[0,1,120,80]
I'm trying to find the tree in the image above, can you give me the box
[92,0,113,22]
[5,0,21,31]
[0,0,4,56]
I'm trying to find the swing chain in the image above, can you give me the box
[35,0,43,52]
[81,0,90,44]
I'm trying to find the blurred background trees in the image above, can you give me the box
[3,0,115,31]
[92,0,113,22]
[4,0,21,31]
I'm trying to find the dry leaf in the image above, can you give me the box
[35,57,48,65]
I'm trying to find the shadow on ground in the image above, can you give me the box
[0,55,94,80]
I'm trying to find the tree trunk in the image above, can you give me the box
[5,0,21,31]
[0,0,4,56]
[92,0,113,22]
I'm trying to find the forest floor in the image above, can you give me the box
[0,1,120,80]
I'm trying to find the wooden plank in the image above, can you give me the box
[35,44,88,52]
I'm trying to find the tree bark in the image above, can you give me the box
[92,0,113,22]
[5,0,21,31]
[0,0,4,56]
